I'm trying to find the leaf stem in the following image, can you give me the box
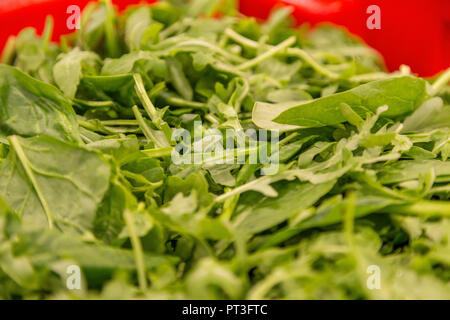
[0,36,16,64]
[134,74,173,143]
[286,47,339,79]
[226,28,338,78]
[141,147,174,158]
[134,74,159,120]
[431,68,450,95]
[74,99,116,108]
[132,106,168,148]
[224,28,259,49]
[101,119,139,126]
[237,36,296,71]
[103,0,120,57]
[174,40,246,63]
[123,209,148,292]
[389,200,450,216]
[221,188,239,222]
[163,95,208,110]
[41,16,54,51]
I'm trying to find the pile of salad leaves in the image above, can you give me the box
[0,0,450,300]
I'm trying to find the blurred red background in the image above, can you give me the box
[0,0,449,77]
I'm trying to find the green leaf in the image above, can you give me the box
[165,172,213,208]
[87,136,140,166]
[377,160,450,184]
[100,51,168,87]
[233,180,335,235]
[53,48,100,98]
[166,56,193,101]
[0,65,80,142]
[402,97,450,132]
[254,77,427,129]
[125,7,152,50]
[0,136,111,233]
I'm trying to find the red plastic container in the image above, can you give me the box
[0,0,449,77]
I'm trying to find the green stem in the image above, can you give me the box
[389,200,450,216]
[279,132,299,146]
[230,78,249,113]
[60,35,70,53]
[77,2,96,47]
[221,164,258,222]
[101,119,139,126]
[74,99,115,108]
[134,74,173,143]
[163,95,208,110]
[221,188,239,222]
[134,74,158,120]
[41,16,54,51]
[160,17,193,39]
[141,147,174,158]
[431,68,450,95]
[132,106,168,148]
[225,28,259,49]
[103,0,120,57]
[428,185,450,195]
[287,47,339,79]
[77,119,112,135]
[123,209,148,292]
[225,28,338,78]
[205,114,220,124]
[237,36,296,71]
[121,170,163,188]
[174,40,246,63]
[0,36,16,64]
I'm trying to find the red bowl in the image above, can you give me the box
[0,0,449,77]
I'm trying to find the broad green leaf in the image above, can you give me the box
[0,136,110,233]
[0,65,80,142]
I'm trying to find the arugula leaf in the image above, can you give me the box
[377,160,450,184]
[53,48,100,98]
[254,77,427,129]
[233,180,335,236]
